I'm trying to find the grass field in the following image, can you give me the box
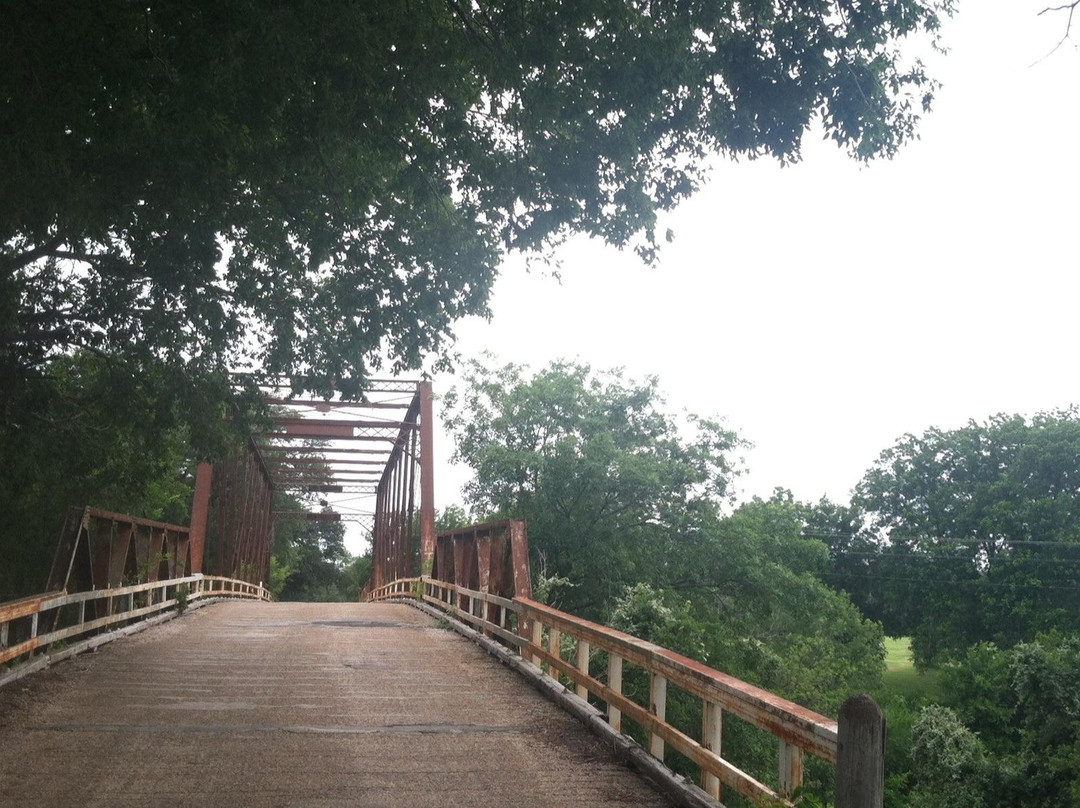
[881,637,945,703]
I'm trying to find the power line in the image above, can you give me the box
[821,571,1080,593]
[828,550,1080,565]
[799,531,1080,549]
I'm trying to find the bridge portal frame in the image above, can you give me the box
[191,378,437,589]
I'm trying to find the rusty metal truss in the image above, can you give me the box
[45,379,437,600]
[187,378,436,588]
[47,507,196,598]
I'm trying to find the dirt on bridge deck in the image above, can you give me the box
[0,601,674,808]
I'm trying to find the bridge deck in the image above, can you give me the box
[0,601,672,807]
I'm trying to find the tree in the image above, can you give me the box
[855,410,1080,664]
[801,496,890,626]
[3,0,952,410]
[446,357,746,616]
[271,497,353,601]
[908,704,990,808]
[0,351,209,598]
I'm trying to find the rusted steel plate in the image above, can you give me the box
[107,525,134,587]
[509,522,532,599]
[418,380,436,571]
[258,446,387,454]
[85,508,189,534]
[188,462,213,574]
[516,597,838,762]
[436,519,517,540]
[262,397,410,408]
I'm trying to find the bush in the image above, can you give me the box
[909,705,989,808]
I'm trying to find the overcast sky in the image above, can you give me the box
[331,2,1079,550]
[423,0,1079,517]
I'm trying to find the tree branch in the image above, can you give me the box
[1036,1,1080,60]
[1,236,64,274]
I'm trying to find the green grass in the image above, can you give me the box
[885,636,914,672]
[881,637,945,703]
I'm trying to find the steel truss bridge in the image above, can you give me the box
[0,382,884,808]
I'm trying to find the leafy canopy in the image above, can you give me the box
[854,410,1080,664]
[3,0,952,404]
[446,357,746,615]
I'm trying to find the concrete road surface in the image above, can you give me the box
[0,601,673,807]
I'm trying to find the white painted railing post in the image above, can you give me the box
[530,620,543,667]
[608,654,623,732]
[702,700,722,799]
[649,673,667,759]
[547,626,561,680]
[779,740,804,799]
[575,640,590,700]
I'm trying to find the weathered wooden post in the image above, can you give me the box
[836,694,886,808]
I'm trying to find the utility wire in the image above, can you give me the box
[799,531,1080,549]
[820,571,1080,592]
[826,550,1080,564]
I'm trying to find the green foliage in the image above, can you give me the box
[938,642,1016,754]
[801,497,890,627]
[1,1,952,422]
[908,705,990,808]
[881,637,945,703]
[1,0,955,606]
[435,505,471,532]
[878,634,1080,808]
[447,357,747,617]
[853,410,1080,665]
[1008,634,1080,807]
[531,555,575,607]
[0,351,221,598]
[267,556,293,600]
[175,584,190,615]
[271,494,358,602]
[342,555,373,600]
[609,583,675,638]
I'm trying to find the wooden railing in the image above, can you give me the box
[370,576,883,807]
[0,574,271,674]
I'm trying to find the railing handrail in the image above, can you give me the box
[0,574,271,672]
[435,518,518,539]
[367,575,864,807]
[515,595,838,759]
[0,591,66,623]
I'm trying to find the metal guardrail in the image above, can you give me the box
[0,574,271,671]
[369,576,882,808]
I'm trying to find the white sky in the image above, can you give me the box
[335,1,1079,552]
[423,0,1080,519]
